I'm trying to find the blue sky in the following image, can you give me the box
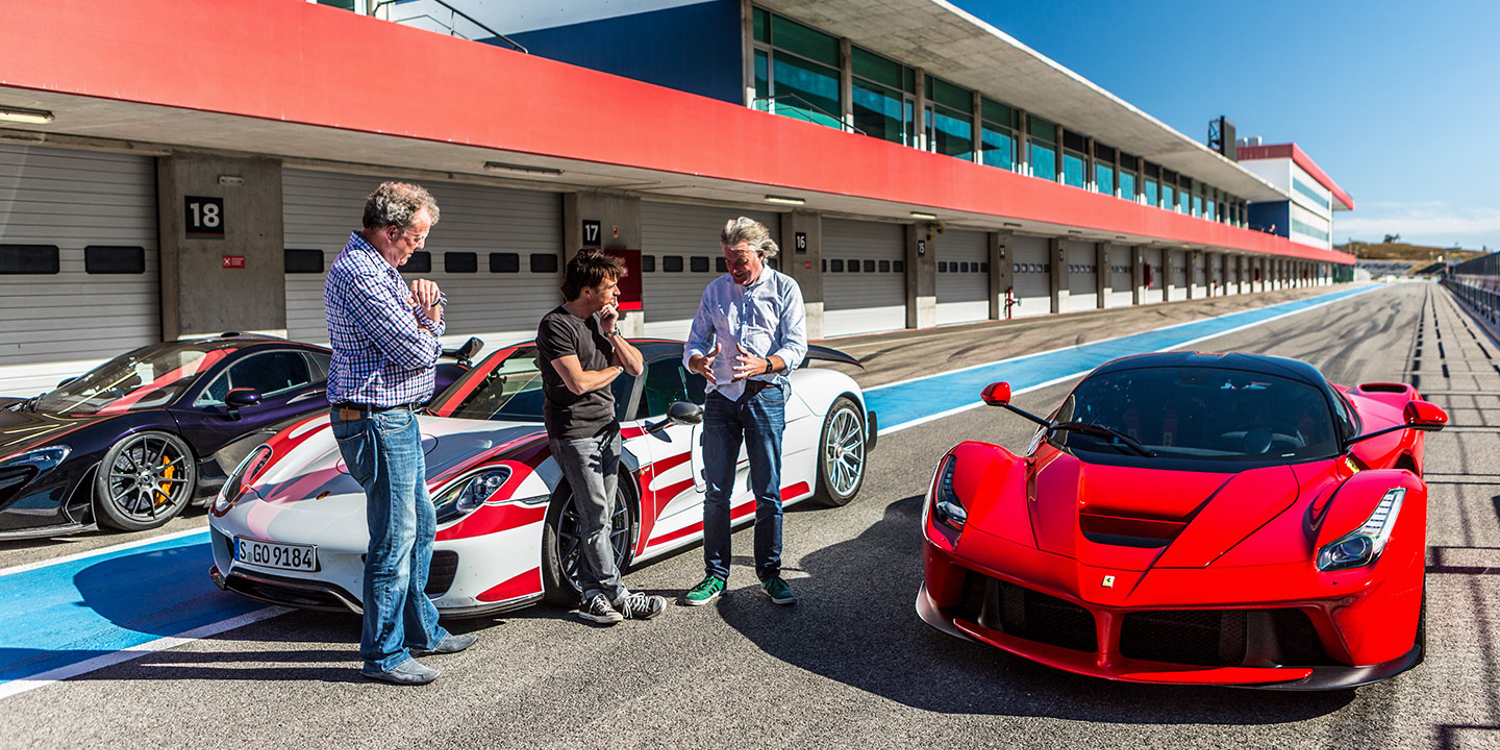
[959,0,1500,251]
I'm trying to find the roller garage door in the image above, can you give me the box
[822,219,905,337]
[936,229,988,325]
[640,202,781,340]
[1108,249,1133,308]
[1169,250,1189,301]
[283,170,562,352]
[1065,240,1097,312]
[0,144,159,395]
[1009,235,1050,319]
[1226,256,1240,295]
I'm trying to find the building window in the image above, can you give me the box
[753,12,844,130]
[445,252,478,273]
[490,252,520,273]
[980,98,1018,171]
[283,249,323,274]
[88,245,148,274]
[1117,152,1138,202]
[1293,177,1331,211]
[1292,218,1330,242]
[852,47,917,147]
[1061,131,1088,189]
[1028,116,1058,181]
[1092,143,1116,196]
[925,76,973,161]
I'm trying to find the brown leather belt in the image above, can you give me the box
[332,402,421,420]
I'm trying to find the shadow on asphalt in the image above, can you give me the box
[716,495,1357,724]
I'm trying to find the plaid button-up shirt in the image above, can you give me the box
[325,231,444,407]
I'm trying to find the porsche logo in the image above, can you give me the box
[1102,575,1115,588]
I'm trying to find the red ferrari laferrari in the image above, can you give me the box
[917,352,1448,689]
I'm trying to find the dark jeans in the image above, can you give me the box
[330,407,449,673]
[701,386,786,582]
[548,431,628,605]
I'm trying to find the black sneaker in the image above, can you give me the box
[579,593,623,624]
[617,592,668,620]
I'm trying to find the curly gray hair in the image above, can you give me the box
[362,181,441,231]
[720,216,778,258]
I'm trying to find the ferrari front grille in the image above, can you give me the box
[1119,608,1338,668]
[958,571,1098,652]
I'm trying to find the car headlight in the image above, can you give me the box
[930,455,967,532]
[214,444,273,515]
[433,467,511,523]
[1317,487,1405,572]
[1,445,71,473]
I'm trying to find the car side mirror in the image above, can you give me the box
[1404,400,1447,431]
[451,336,484,367]
[224,388,261,420]
[56,377,77,388]
[646,401,704,435]
[981,381,1011,407]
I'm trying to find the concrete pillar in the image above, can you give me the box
[1237,255,1246,295]
[1162,248,1176,303]
[906,223,937,329]
[778,210,824,340]
[989,231,1013,320]
[1050,237,1067,313]
[563,191,645,336]
[1186,250,1201,300]
[1096,242,1110,309]
[1131,246,1144,306]
[156,153,285,340]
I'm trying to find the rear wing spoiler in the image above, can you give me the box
[805,345,863,369]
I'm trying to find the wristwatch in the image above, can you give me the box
[764,359,774,375]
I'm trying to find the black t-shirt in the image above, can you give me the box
[537,306,617,439]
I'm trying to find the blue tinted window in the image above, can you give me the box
[1094,164,1115,195]
[1063,152,1086,188]
[853,80,910,146]
[981,125,1014,170]
[1030,142,1057,181]
[1119,172,1136,201]
[771,52,841,128]
[1144,178,1157,205]
[1162,185,1175,210]
[929,106,973,160]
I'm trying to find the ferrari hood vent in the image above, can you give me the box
[1074,465,1227,548]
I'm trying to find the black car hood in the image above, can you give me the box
[0,405,102,459]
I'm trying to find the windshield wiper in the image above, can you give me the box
[1050,421,1156,457]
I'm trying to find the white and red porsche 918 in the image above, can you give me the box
[208,339,873,616]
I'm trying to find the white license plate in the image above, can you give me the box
[235,537,318,572]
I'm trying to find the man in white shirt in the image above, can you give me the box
[681,217,807,606]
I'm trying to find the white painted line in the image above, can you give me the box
[876,285,1380,436]
[0,605,290,700]
[0,526,209,578]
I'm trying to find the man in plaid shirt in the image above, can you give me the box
[325,182,476,685]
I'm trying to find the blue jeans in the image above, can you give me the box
[701,386,786,582]
[331,406,449,673]
[549,431,627,605]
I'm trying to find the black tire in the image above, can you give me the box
[94,430,197,531]
[812,396,867,507]
[540,484,636,606]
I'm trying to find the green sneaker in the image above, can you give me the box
[760,576,795,605]
[682,576,726,606]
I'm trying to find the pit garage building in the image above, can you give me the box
[0,0,1355,393]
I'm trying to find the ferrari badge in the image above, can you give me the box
[1102,575,1115,588]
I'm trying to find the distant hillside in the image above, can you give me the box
[1338,241,1487,263]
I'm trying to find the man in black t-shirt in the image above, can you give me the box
[536,250,667,624]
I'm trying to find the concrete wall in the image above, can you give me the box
[156,153,285,339]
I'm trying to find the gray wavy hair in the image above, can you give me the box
[362,181,441,231]
[720,216,778,258]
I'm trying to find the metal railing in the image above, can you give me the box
[370,0,527,53]
[1442,274,1500,327]
[751,94,866,136]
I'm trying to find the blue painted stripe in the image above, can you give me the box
[865,285,1376,430]
[0,284,1374,688]
[0,531,263,684]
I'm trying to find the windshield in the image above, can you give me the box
[435,345,633,422]
[1053,366,1339,464]
[36,341,240,416]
